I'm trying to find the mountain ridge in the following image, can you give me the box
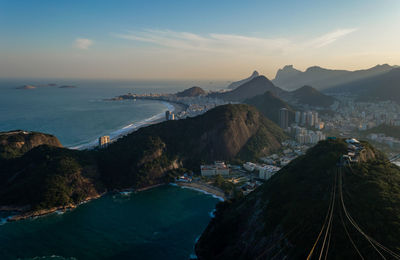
[272,64,394,90]
[227,71,259,89]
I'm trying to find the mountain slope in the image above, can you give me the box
[212,76,284,102]
[196,139,400,259]
[176,86,206,97]
[0,104,287,212]
[283,85,335,108]
[273,64,394,90]
[326,68,400,103]
[244,91,294,124]
[0,130,62,160]
[227,71,259,89]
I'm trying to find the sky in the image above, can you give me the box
[0,0,399,80]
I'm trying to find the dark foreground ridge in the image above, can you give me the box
[196,139,400,259]
[0,104,287,218]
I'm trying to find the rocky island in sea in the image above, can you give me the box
[15,85,36,90]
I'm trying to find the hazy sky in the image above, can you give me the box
[0,0,399,80]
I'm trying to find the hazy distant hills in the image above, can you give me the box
[213,76,284,102]
[216,73,334,108]
[244,91,294,124]
[326,68,400,103]
[283,85,335,108]
[272,64,394,90]
[176,86,206,97]
[227,70,259,89]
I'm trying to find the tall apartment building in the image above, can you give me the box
[279,108,289,129]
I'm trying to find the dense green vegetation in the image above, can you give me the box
[244,91,294,124]
[0,104,286,211]
[0,146,103,210]
[287,85,335,107]
[0,130,62,160]
[196,139,400,259]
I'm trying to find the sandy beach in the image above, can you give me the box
[71,100,186,150]
[175,181,226,201]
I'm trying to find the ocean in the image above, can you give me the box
[0,78,226,259]
[0,78,225,148]
[0,185,220,259]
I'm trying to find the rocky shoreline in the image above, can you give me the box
[1,183,169,223]
[3,193,105,222]
[1,179,227,223]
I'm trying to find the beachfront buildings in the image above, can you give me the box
[99,135,110,147]
[165,110,175,120]
[201,161,230,176]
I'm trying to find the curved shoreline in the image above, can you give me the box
[172,182,226,201]
[1,181,224,224]
[69,101,183,150]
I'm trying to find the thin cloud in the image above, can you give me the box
[116,28,357,54]
[308,28,358,48]
[74,38,94,49]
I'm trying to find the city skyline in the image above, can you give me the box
[1,0,400,80]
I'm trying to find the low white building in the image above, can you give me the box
[259,165,280,180]
[201,161,229,176]
[243,162,256,172]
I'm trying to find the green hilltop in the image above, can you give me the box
[196,139,400,259]
[0,104,287,212]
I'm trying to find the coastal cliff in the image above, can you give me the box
[0,130,62,159]
[195,139,400,259]
[0,104,287,219]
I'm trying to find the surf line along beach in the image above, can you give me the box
[70,101,187,150]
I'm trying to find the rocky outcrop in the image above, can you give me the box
[0,130,62,159]
[227,71,259,89]
[176,86,206,97]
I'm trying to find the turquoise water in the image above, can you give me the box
[0,185,220,260]
[0,79,224,147]
[0,79,225,259]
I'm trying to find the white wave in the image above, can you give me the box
[0,217,8,225]
[119,191,132,196]
[55,210,65,215]
[0,215,16,225]
[177,185,225,201]
[69,101,174,150]
[209,209,216,218]
[189,254,198,259]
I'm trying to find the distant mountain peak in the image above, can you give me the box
[272,64,394,91]
[227,70,260,89]
[274,65,301,81]
[176,86,206,97]
[251,70,259,76]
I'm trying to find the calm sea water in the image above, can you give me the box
[0,79,225,147]
[0,78,225,260]
[0,185,220,260]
